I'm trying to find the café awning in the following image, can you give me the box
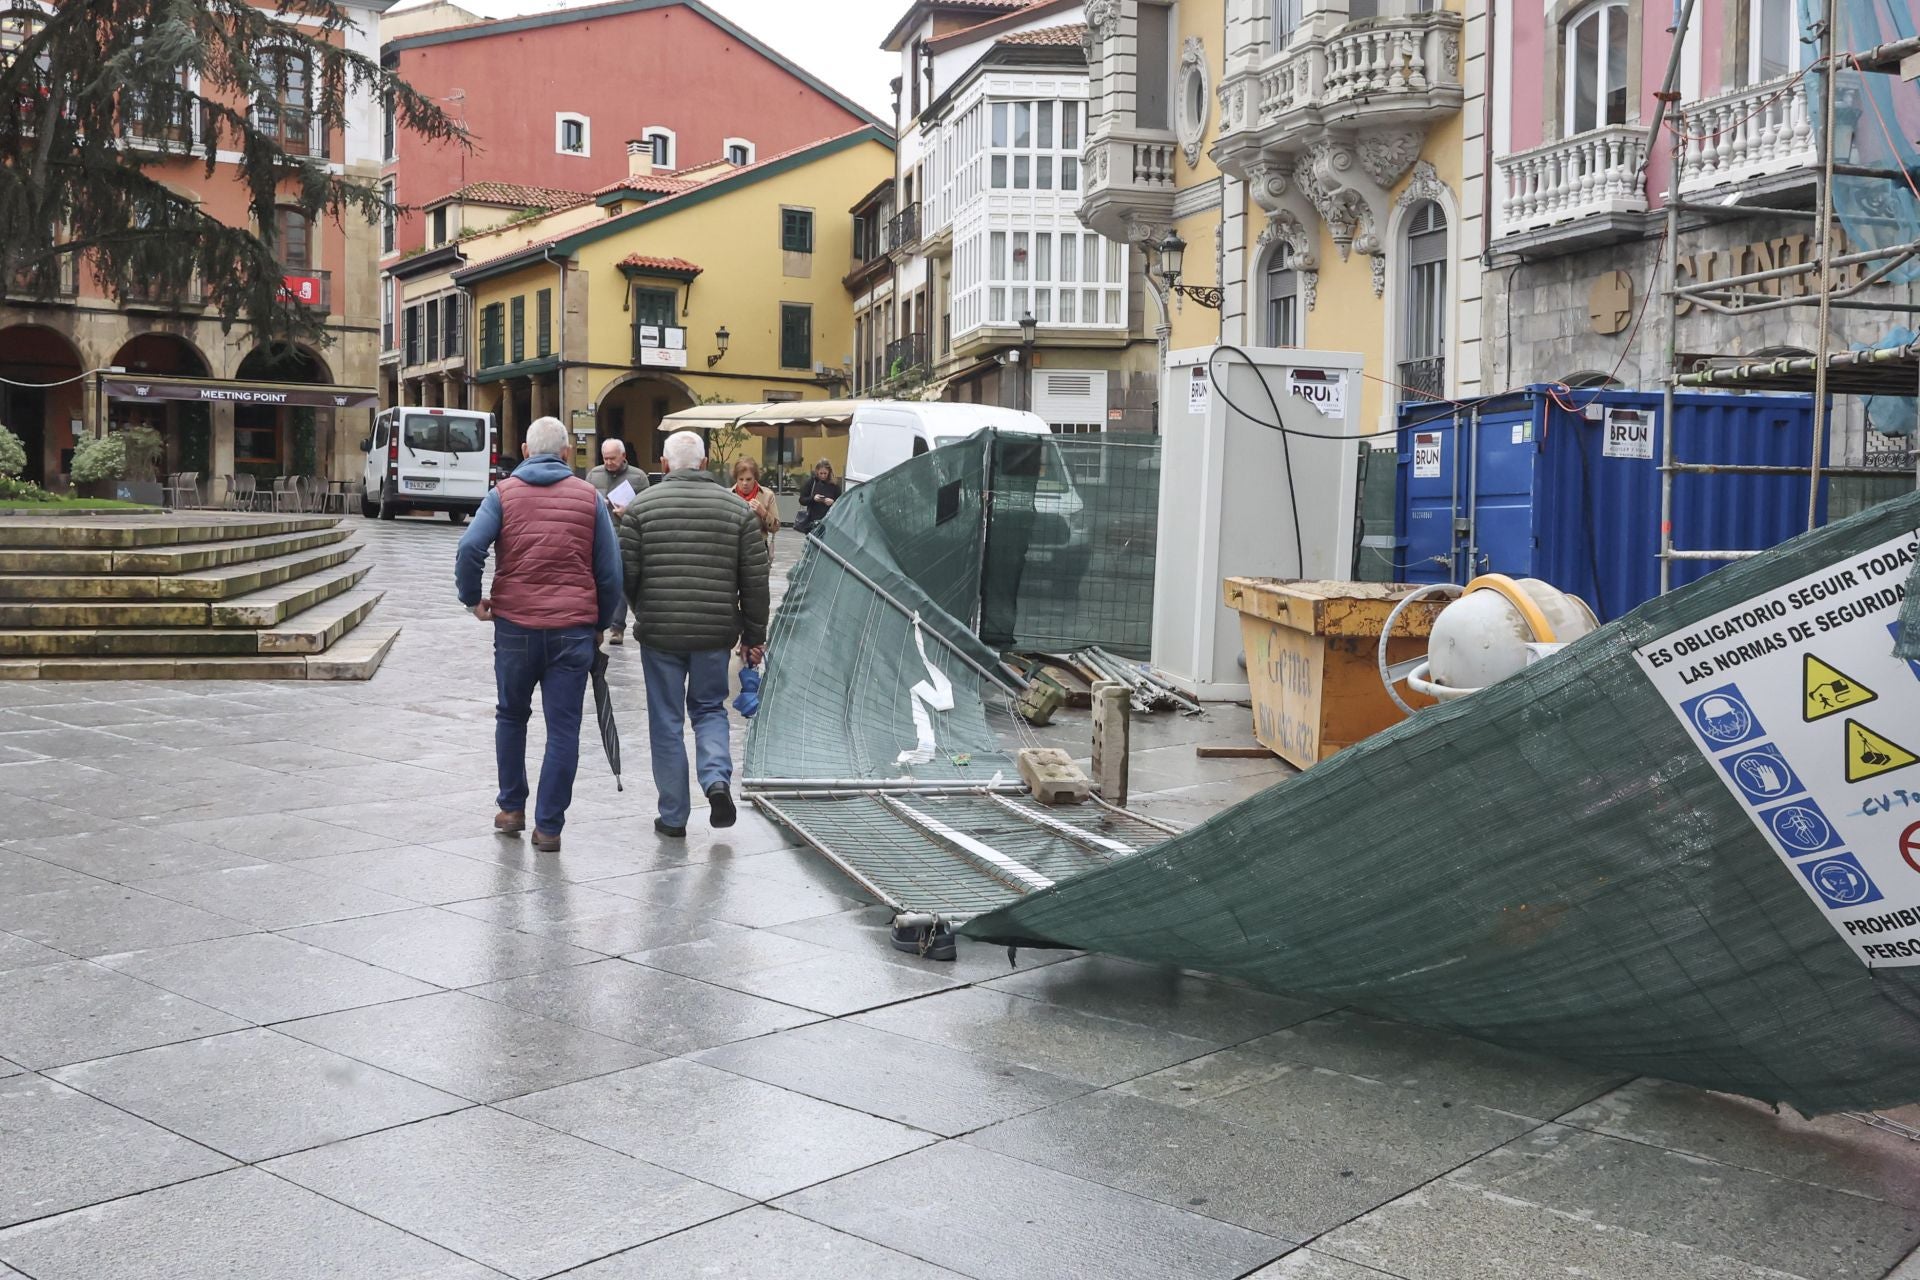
[102,375,379,410]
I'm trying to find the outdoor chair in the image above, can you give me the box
[231,473,260,511]
[163,471,199,509]
[270,477,300,513]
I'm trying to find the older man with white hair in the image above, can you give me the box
[585,438,648,644]
[455,416,623,852]
[616,429,771,837]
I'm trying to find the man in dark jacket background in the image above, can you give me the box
[456,416,623,852]
[617,429,771,837]
[585,438,647,644]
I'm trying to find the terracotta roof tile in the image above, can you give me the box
[618,254,703,275]
[999,22,1086,45]
[446,181,588,210]
[591,172,706,198]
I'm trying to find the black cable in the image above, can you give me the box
[1206,344,1306,576]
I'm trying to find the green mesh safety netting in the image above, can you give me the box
[746,429,1159,785]
[965,494,1920,1116]
[1899,559,1920,658]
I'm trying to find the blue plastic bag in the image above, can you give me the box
[733,665,761,718]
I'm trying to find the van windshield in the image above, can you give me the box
[403,414,487,456]
[997,435,1072,495]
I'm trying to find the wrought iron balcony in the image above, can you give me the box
[883,331,928,382]
[1495,126,1648,242]
[1676,75,1815,195]
[1396,356,1446,405]
[886,203,921,256]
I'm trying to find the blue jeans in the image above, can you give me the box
[494,618,595,834]
[641,646,733,827]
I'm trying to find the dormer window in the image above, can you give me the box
[725,138,754,166]
[556,112,589,156]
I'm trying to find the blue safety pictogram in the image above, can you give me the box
[1721,743,1805,805]
[1893,622,1920,683]
[1682,685,1766,751]
[1760,800,1844,857]
[1800,852,1885,910]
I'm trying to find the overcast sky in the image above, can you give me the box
[392,0,904,120]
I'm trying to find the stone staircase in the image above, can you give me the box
[0,514,399,680]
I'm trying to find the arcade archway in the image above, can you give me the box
[0,325,83,486]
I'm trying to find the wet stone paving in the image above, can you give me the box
[0,516,1919,1279]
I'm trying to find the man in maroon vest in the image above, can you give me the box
[455,417,623,852]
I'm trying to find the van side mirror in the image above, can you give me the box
[358,437,372,453]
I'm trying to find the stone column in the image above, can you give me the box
[498,379,518,455]
[529,375,549,423]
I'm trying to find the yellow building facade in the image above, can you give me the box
[452,128,895,477]
[1079,0,1484,438]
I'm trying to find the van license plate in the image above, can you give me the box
[403,479,439,491]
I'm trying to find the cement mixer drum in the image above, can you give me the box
[1426,576,1599,693]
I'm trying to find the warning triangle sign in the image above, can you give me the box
[1805,655,1877,722]
[1846,719,1919,783]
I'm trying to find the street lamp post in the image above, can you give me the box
[706,325,730,369]
[1155,229,1223,311]
[1018,311,1037,412]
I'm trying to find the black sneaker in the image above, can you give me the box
[707,783,737,829]
[654,818,686,839]
[890,917,957,962]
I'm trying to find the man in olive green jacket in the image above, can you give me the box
[616,430,771,837]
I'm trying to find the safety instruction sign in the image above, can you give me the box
[1412,431,1442,479]
[1634,527,1920,966]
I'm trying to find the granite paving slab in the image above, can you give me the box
[291,845,555,905]
[0,960,247,1069]
[986,955,1330,1046]
[693,1019,1089,1137]
[0,1075,233,1229]
[283,906,603,988]
[699,950,965,1016]
[153,812,404,860]
[279,990,658,1102]
[1245,1008,1631,1123]
[1559,1077,1920,1210]
[1313,1177,1823,1280]
[264,1107,747,1280]
[48,1028,468,1162]
[0,930,69,975]
[552,1206,967,1278]
[95,931,435,1023]
[4,825,264,881]
[589,863,872,927]
[0,1167,500,1280]
[132,863,415,930]
[777,1140,1291,1280]
[502,1058,935,1200]
[853,986,1220,1087]
[0,851,106,898]
[470,958,819,1055]
[0,883,250,958]
[768,906,1079,983]
[1446,1124,1920,1278]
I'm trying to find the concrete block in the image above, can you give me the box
[1091,681,1131,807]
[1017,748,1092,806]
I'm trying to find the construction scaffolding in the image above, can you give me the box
[1659,0,1920,590]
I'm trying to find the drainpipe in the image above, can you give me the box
[542,246,567,423]
[1480,0,1497,270]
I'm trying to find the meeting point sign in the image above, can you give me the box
[102,379,378,410]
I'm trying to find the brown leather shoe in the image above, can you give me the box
[494,810,526,835]
[531,830,561,852]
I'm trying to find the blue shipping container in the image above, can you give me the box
[1394,387,1830,622]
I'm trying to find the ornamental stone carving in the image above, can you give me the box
[1357,129,1422,189]
[1395,160,1449,211]
[1087,0,1119,40]
[1177,37,1211,168]
[1257,212,1321,311]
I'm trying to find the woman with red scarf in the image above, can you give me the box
[731,457,780,551]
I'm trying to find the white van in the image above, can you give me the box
[843,402,1054,485]
[841,401,1088,566]
[360,406,499,524]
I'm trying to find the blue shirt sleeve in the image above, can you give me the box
[591,498,622,630]
[454,490,503,607]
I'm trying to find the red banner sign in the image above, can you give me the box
[281,275,322,305]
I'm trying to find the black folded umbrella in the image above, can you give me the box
[590,646,622,791]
